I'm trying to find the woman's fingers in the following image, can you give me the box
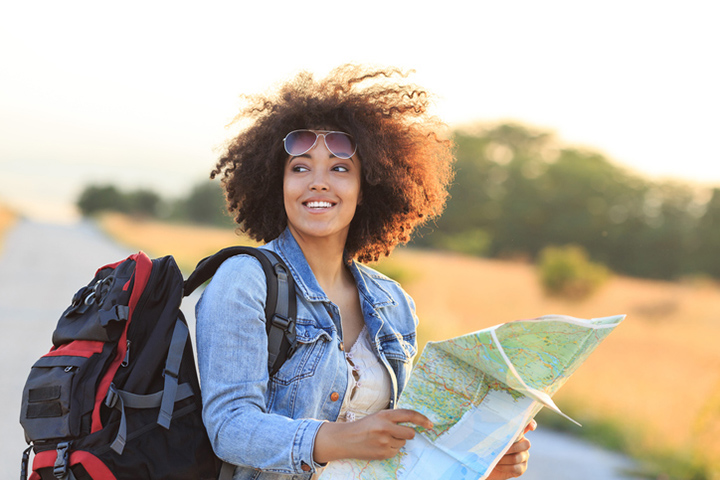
[496,438,531,464]
[523,419,538,435]
[314,408,434,462]
[372,409,433,442]
[505,437,531,455]
[487,436,532,479]
[383,408,434,430]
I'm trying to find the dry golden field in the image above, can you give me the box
[0,204,18,251]
[98,213,259,272]
[98,214,720,477]
[388,249,720,476]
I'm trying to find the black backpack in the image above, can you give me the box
[20,246,297,480]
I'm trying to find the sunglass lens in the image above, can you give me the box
[325,132,356,159]
[285,130,318,156]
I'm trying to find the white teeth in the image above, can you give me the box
[306,201,333,208]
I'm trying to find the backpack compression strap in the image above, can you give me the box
[183,246,297,375]
[103,319,195,455]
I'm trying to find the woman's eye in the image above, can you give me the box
[333,165,349,172]
[292,165,309,173]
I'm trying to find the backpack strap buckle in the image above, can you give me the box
[53,442,70,480]
[270,313,293,330]
[104,384,119,409]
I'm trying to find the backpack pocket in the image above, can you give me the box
[21,343,105,441]
[52,266,133,345]
[53,303,130,345]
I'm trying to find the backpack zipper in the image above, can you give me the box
[121,340,131,367]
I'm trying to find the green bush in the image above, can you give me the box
[537,244,609,300]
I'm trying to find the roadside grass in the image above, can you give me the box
[98,213,720,479]
[97,213,257,272]
[535,406,713,480]
[0,204,18,252]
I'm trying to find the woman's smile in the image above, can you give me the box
[303,199,336,210]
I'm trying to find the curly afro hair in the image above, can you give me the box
[211,64,455,263]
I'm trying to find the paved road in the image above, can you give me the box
[0,220,134,476]
[1,220,640,478]
[521,428,640,480]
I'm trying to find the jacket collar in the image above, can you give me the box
[270,228,395,310]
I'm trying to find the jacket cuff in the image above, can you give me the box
[293,419,326,473]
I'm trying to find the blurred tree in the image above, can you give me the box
[77,185,128,215]
[181,181,234,227]
[628,182,701,278]
[413,122,716,280]
[693,188,720,277]
[126,189,161,217]
[537,149,651,275]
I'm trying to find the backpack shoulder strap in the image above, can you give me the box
[255,249,297,375]
[183,246,297,375]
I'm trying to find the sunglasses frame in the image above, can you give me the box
[283,129,357,159]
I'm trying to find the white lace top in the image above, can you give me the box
[337,326,393,423]
[313,326,393,478]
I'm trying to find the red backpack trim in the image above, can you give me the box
[44,340,105,358]
[90,252,153,433]
[30,449,117,480]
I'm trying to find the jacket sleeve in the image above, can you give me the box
[195,254,324,475]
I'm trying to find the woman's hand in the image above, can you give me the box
[487,420,537,480]
[313,409,433,463]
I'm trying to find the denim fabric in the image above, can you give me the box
[196,229,418,479]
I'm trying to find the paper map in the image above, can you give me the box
[319,314,625,480]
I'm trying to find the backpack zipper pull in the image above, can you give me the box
[121,340,131,367]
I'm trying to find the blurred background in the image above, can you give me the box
[2,1,719,479]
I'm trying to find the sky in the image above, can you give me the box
[1,1,718,222]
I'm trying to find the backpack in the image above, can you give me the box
[19,246,297,480]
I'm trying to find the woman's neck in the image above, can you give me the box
[288,229,350,290]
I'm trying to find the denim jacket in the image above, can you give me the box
[196,229,418,479]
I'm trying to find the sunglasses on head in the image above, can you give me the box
[283,129,357,159]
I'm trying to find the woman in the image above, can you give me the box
[196,65,534,479]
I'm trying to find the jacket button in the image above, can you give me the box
[301,462,312,472]
[339,342,344,351]
[330,392,340,402]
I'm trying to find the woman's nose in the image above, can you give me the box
[307,138,332,191]
[310,169,329,191]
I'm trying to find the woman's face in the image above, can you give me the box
[283,130,362,247]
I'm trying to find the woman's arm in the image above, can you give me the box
[196,255,324,475]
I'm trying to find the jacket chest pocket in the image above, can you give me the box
[379,333,416,391]
[270,322,331,385]
[379,332,417,365]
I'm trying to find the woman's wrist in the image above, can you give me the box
[313,421,348,464]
